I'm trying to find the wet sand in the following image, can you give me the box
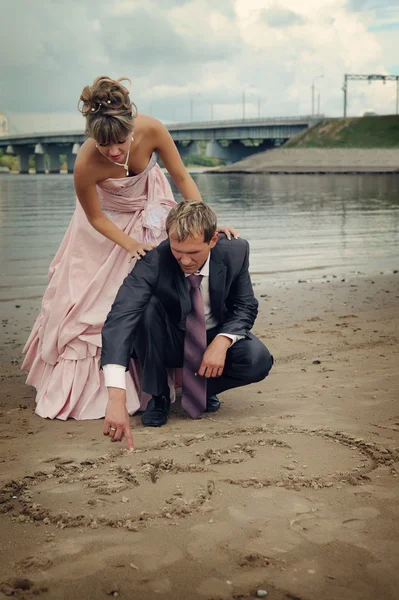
[1,273,399,600]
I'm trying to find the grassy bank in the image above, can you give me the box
[284,115,399,149]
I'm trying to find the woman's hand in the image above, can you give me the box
[128,241,156,263]
[217,226,239,240]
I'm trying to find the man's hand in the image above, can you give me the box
[198,335,232,378]
[103,388,134,450]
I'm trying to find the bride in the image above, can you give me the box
[22,75,237,420]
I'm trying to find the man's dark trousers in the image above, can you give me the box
[133,296,274,400]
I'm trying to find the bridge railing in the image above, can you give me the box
[0,114,325,143]
[167,114,325,130]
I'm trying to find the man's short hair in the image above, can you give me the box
[166,200,217,243]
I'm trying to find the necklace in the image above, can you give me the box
[103,134,134,177]
[112,146,130,176]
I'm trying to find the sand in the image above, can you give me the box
[1,273,399,600]
[215,148,399,174]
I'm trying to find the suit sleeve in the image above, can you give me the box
[100,254,159,370]
[217,240,258,337]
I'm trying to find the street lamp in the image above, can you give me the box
[256,95,265,118]
[311,74,324,116]
[209,103,214,121]
[314,87,321,115]
[242,85,257,120]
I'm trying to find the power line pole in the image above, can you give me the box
[312,84,314,117]
[312,75,324,116]
[343,74,348,117]
[342,73,399,117]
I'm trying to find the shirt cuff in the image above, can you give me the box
[103,364,126,390]
[216,333,244,346]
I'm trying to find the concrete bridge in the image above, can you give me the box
[0,115,321,173]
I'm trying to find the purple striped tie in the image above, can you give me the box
[181,274,207,418]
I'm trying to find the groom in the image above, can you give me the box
[101,201,273,448]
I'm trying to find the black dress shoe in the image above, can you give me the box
[141,395,171,427]
[205,395,221,413]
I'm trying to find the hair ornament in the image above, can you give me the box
[107,100,111,104]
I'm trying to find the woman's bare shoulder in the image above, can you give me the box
[75,138,97,165]
[135,113,167,135]
[74,139,104,182]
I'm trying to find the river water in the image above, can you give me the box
[0,172,398,304]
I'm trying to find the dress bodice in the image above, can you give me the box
[96,152,158,210]
[95,151,175,235]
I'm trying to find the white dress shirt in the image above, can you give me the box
[103,254,243,389]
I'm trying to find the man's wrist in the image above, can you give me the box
[108,387,127,402]
[214,335,232,348]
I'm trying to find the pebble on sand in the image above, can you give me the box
[256,591,268,598]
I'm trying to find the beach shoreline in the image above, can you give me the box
[211,148,399,175]
[1,272,399,599]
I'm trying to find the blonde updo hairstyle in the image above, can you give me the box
[79,76,137,145]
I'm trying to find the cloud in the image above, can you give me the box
[235,0,392,117]
[260,6,305,28]
[101,1,240,75]
[0,1,110,114]
[1,0,398,133]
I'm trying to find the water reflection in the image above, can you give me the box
[0,172,398,301]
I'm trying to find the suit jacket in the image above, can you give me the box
[100,235,259,369]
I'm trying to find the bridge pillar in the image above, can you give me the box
[47,146,61,174]
[17,147,31,174]
[35,154,46,174]
[66,153,76,173]
[205,140,233,162]
[206,140,253,164]
[34,143,45,174]
[176,141,201,161]
[206,139,275,164]
[65,142,80,173]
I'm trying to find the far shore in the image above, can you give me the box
[211,147,399,175]
[2,165,220,176]
[206,167,399,174]
[3,147,399,176]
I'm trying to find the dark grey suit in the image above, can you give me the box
[101,235,273,399]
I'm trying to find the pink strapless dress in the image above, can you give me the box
[22,153,177,420]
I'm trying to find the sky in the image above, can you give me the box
[1,0,399,133]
